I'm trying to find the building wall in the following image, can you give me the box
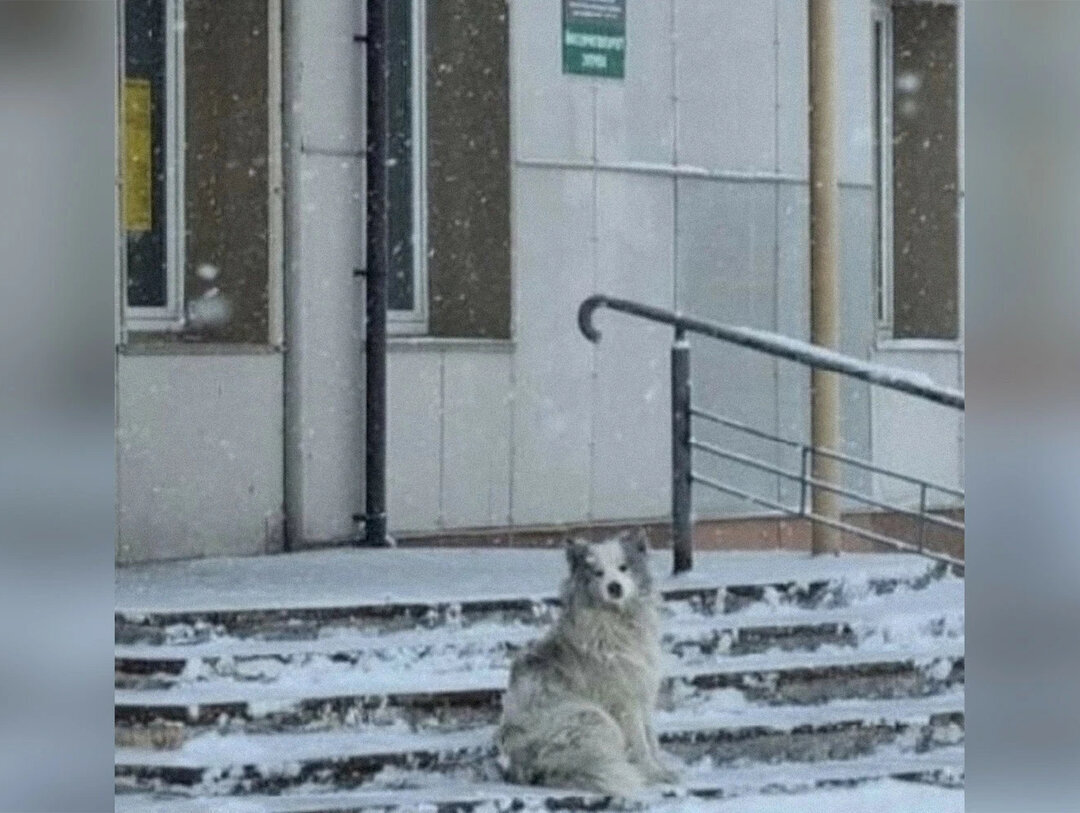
[116,0,964,561]
[116,0,284,563]
[116,352,284,563]
[283,0,368,545]
[386,0,963,536]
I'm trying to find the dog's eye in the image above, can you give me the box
[592,569,604,578]
[619,564,628,573]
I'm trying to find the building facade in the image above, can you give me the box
[116,0,963,563]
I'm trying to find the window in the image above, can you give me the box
[119,0,271,345]
[120,0,184,330]
[386,0,428,332]
[387,0,512,339]
[873,1,960,342]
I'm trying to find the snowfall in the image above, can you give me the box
[116,549,964,812]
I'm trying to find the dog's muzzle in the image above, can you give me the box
[607,582,623,599]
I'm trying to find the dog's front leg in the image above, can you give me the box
[642,719,679,784]
[618,706,677,785]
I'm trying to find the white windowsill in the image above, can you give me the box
[388,336,515,353]
[874,336,964,354]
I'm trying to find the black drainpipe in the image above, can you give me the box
[363,0,389,547]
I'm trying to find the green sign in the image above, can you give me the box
[562,0,625,79]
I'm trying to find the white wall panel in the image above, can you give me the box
[117,354,283,563]
[387,351,442,532]
[776,0,809,178]
[511,0,595,161]
[775,184,811,506]
[837,0,874,185]
[596,0,675,165]
[293,0,365,153]
[676,180,779,518]
[838,188,875,501]
[870,350,963,506]
[675,0,777,172]
[441,351,513,528]
[591,172,674,519]
[510,167,595,525]
[285,151,366,544]
[777,0,874,184]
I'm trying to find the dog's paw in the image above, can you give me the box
[643,761,680,785]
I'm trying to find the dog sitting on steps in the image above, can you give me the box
[496,532,678,797]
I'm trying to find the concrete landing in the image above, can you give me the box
[115,548,937,614]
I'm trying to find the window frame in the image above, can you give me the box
[119,0,186,334]
[872,0,964,350]
[388,0,430,336]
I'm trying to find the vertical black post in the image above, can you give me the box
[799,445,810,516]
[917,483,928,554]
[671,332,692,574]
[364,0,389,547]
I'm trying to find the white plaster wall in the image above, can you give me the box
[870,348,964,508]
[385,0,962,535]
[283,0,367,544]
[116,353,284,563]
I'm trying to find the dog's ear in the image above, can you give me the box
[629,527,649,556]
[565,537,588,572]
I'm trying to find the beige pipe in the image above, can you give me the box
[808,0,842,555]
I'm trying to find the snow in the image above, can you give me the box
[676,780,963,812]
[116,548,938,615]
[115,637,964,709]
[116,550,963,810]
[115,571,963,662]
[115,757,965,813]
[115,692,963,770]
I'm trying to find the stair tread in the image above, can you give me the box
[115,690,964,768]
[115,638,964,709]
[114,747,964,811]
[117,550,939,617]
[115,577,964,662]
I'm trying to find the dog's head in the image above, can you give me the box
[564,531,653,610]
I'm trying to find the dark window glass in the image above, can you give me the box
[425,0,511,339]
[123,0,168,308]
[891,2,959,340]
[387,0,415,312]
[872,17,885,325]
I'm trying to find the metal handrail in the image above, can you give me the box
[690,438,965,532]
[577,294,965,574]
[579,295,965,410]
[690,404,965,500]
[689,473,962,568]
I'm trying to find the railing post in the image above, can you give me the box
[917,483,928,554]
[799,445,810,516]
[671,332,693,575]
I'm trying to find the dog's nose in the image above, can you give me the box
[607,582,623,599]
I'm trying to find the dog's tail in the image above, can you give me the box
[496,701,645,797]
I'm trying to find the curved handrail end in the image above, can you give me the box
[578,295,607,343]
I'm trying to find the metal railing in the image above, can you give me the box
[578,294,965,574]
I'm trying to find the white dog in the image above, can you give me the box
[496,533,677,796]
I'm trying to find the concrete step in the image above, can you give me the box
[114,638,964,737]
[116,551,949,647]
[115,692,963,795]
[114,576,964,678]
[114,745,964,810]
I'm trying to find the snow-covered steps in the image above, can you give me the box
[115,575,964,680]
[115,549,964,806]
[116,550,950,647]
[114,691,963,796]
[114,747,964,812]
[114,639,964,739]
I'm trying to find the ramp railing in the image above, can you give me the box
[577,294,965,574]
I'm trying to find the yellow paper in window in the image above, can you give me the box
[123,78,152,232]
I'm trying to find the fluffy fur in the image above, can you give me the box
[496,532,677,797]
